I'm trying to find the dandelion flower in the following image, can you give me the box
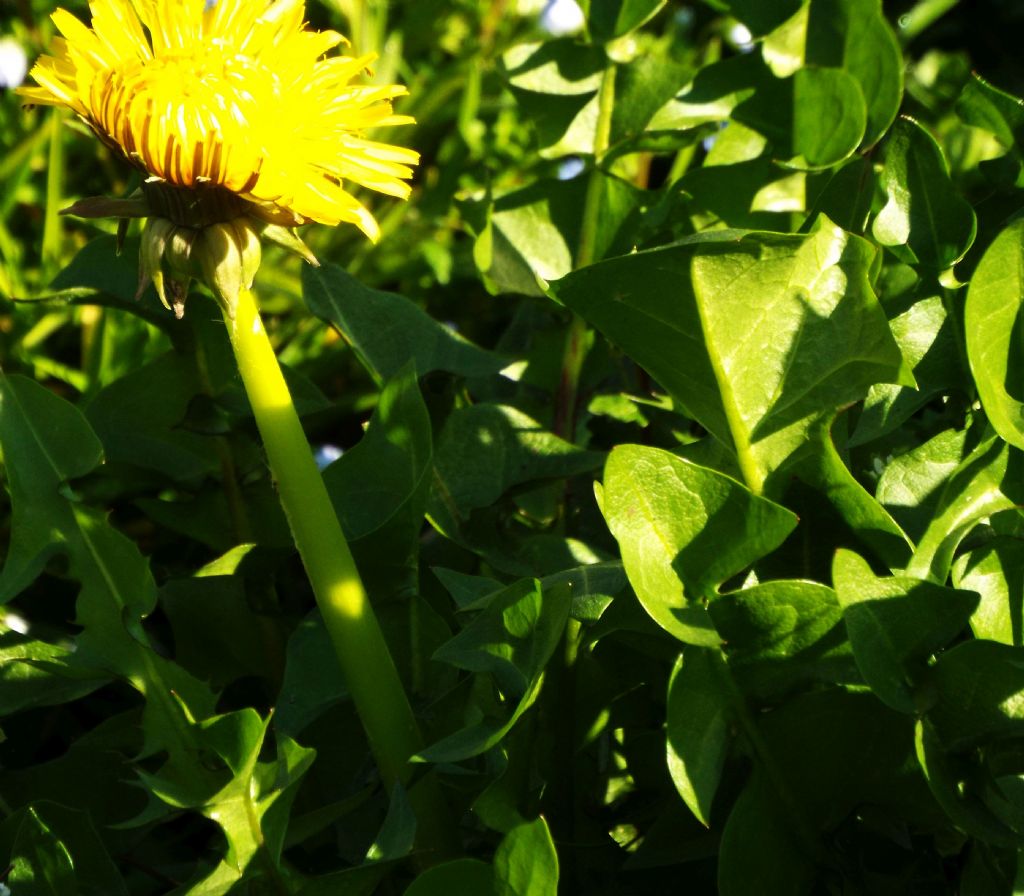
[21,0,419,242]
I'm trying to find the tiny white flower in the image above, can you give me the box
[728,22,753,52]
[0,36,28,89]
[314,444,344,470]
[2,610,30,635]
[541,0,585,36]
[557,157,585,180]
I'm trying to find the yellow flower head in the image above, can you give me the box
[22,0,419,241]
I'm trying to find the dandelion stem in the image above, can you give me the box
[224,287,455,860]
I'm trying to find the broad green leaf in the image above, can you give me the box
[144,709,316,887]
[136,477,291,553]
[803,156,875,233]
[494,817,559,896]
[872,117,977,269]
[3,803,129,896]
[679,155,806,231]
[85,350,219,481]
[915,719,1023,848]
[0,712,144,829]
[33,236,172,331]
[501,40,604,157]
[927,640,1024,750]
[0,373,103,600]
[275,612,348,737]
[655,55,866,168]
[0,374,214,772]
[649,54,760,133]
[501,38,693,158]
[433,568,503,609]
[735,66,867,169]
[502,40,604,96]
[906,430,1022,583]
[451,562,627,624]
[6,807,77,896]
[302,263,504,383]
[953,538,1024,646]
[365,785,417,862]
[292,790,417,896]
[553,218,910,493]
[171,861,246,896]
[542,561,627,623]
[600,445,797,643]
[666,648,733,826]
[0,633,109,715]
[850,294,961,445]
[417,580,571,763]
[428,403,602,537]
[965,218,1024,450]
[708,579,854,697]
[764,0,903,145]
[714,0,803,36]
[159,571,271,689]
[718,777,812,896]
[956,74,1024,152]
[791,423,913,568]
[432,580,563,699]
[721,690,921,894]
[607,50,696,158]
[466,173,642,295]
[709,581,842,660]
[324,365,432,597]
[876,427,968,542]
[833,549,978,713]
[404,859,494,896]
[583,0,666,41]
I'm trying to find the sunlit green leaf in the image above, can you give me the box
[600,445,797,643]
[952,538,1024,646]
[906,430,1023,583]
[554,217,910,492]
[666,648,732,826]
[0,373,215,773]
[872,117,977,269]
[303,263,504,382]
[418,580,571,762]
[965,218,1024,450]
[833,549,977,713]
[404,859,494,896]
[5,806,77,896]
[494,817,559,896]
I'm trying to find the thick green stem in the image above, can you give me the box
[224,288,454,860]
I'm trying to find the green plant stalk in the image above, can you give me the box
[554,62,617,441]
[224,287,454,860]
[41,109,64,275]
[545,61,618,873]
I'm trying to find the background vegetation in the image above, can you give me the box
[2,0,1024,892]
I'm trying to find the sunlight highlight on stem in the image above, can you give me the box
[226,289,419,771]
[225,287,456,860]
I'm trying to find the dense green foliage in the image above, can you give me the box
[2,0,1024,892]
